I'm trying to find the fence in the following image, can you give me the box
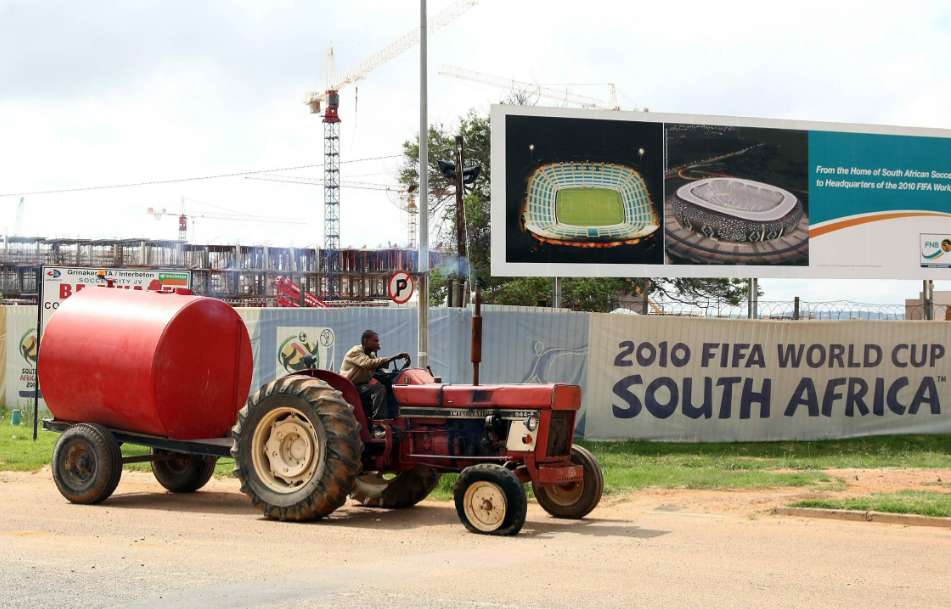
[3,303,949,441]
[620,299,949,321]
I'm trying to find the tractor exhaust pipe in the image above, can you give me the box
[471,287,482,385]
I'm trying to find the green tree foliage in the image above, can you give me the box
[399,109,750,312]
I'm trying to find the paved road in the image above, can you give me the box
[2,470,948,609]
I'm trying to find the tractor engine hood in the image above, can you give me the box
[393,383,580,411]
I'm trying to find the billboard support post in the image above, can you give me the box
[32,268,41,441]
[923,279,934,320]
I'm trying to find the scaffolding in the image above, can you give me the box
[0,236,439,306]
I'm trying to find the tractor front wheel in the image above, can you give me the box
[231,375,362,521]
[51,423,122,504]
[351,466,441,508]
[151,449,217,493]
[453,464,526,536]
[533,445,603,519]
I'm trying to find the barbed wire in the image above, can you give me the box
[618,299,949,321]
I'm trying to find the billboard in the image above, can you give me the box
[491,105,951,279]
[39,266,191,340]
[584,314,951,441]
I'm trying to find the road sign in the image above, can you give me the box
[387,271,415,304]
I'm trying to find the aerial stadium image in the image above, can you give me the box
[506,114,664,265]
[663,123,810,266]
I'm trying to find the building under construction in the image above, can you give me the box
[0,236,439,306]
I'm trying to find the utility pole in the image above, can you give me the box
[553,277,561,308]
[923,279,934,320]
[417,0,429,369]
[454,134,467,307]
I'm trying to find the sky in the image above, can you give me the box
[1,0,949,304]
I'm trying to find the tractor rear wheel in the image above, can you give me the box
[453,464,526,536]
[51,423,122,504]
[533,445,603,519]
[151,449,217,493]
[351,466,441,508]
[231,375,362,521]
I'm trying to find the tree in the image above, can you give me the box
[399,108,751,313]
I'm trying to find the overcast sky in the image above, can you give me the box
[1,0,949,303]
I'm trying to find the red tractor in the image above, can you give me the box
[39,288,602,535]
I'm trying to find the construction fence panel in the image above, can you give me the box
[7,305,950,443]
[235,306,473,391]
[4,306,40,414]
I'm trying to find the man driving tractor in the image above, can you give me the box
[340,329,409,420]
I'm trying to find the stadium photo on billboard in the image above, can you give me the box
[664,124,809,266]
[504,114,664,265]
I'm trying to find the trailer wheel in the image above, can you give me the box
[454,464,526,536]
[151,450,217,493]
[231,375,362,521]
[533,445,603,519]
[51,423,122,504]
[351,466,441,508]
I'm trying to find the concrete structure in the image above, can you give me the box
[904,290,951,320]
[0,236,438,306]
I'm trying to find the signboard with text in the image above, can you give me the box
[491,105,951,280]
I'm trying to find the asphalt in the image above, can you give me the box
[1,470,949,609]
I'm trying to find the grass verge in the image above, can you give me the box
[790,490,951,518]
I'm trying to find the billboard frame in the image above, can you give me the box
[490,104,951,280]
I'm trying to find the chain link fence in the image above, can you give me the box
[619,299,950,321]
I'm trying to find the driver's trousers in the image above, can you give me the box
[356,382,388,420]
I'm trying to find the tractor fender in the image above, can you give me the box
[281,369,370,444]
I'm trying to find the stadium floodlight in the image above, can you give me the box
[521,162,660,247]
[437,160,481,185]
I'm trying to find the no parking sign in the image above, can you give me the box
[387,271,414,304]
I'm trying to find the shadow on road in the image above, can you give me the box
[521,517,670,540]
[104,490,257,514]
[101,490,668,538]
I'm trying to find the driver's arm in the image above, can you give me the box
[345,349,389,372]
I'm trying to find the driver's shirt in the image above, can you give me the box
[339,345,388,385]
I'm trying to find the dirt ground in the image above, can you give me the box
[2,468,949,609]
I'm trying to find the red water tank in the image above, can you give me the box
[38,287,253,439]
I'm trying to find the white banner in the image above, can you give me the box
[584,315,951,441]
[5,306,42,412]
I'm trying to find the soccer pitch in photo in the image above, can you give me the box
[555,188,624,226]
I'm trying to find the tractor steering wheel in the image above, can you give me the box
[373,355,410,386]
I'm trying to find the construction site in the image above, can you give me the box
[0,235,437,306]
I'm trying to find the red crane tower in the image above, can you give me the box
[303,0,478,297]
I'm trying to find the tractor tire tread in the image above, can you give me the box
[454,464,527,536]
[51,423,122,505]
[533,444,603,519]
[351,466,442,509]
[231,375,362,522]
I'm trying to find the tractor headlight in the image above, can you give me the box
[525,414,539,432]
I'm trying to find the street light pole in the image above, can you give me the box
[417,0,429,369]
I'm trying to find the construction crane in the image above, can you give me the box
[147,200,307,243]
[304,0,478,296]
[438,65,647,111]
[244,174,418,248]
